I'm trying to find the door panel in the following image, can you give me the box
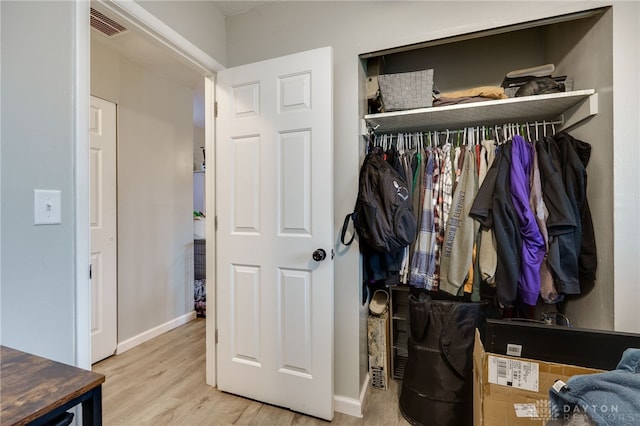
[231,136,261,233]
[231,264,261,365]
[216,46,333,420]
[278,268,312,377]
[90,96,117,364]
[279,130,311,234]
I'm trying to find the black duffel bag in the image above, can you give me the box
[399,292,486,426]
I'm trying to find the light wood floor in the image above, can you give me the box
[93,318,411,425]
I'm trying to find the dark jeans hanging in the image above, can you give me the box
[399,292,486,426]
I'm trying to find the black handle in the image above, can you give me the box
[312,248,327,262]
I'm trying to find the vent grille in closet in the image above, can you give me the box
[90,8,128,37]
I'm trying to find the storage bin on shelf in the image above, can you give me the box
[378,69,434,111]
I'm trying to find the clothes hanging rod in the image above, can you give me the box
[369,120,563,136]
[369,120,564,150]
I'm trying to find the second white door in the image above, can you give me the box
[216,47,334,420]
[90,96,118,364]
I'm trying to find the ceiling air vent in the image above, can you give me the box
[90,8,128,38]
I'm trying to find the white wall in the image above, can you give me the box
[91,37,195,342]
[135,0,227,66]
[224,0,627,403]
[0,1,81,364]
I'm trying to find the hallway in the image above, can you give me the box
[93,318,410,425]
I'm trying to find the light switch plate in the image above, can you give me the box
[34,189,62,225]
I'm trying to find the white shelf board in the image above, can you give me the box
[364,89,596,133]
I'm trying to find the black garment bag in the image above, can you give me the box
[399,292,486,426]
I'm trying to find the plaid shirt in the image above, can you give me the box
[427,149,442,290]
[434,143,454,289]
[410,151,437,289]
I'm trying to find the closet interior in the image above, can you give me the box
[359,7,613,380]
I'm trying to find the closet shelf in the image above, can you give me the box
[364,89,597,133]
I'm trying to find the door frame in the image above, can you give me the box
[75,0,222,379]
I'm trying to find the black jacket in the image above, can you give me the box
[470,142,522,307]
[536,132,597,295]
[552,132,597,292]
[536,136,580,294]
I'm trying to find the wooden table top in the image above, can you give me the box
[0,345,105,426]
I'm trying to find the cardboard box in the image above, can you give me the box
[473,329,602,425]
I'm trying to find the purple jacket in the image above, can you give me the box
[510,135,545,305]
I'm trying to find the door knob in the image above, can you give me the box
[312,248,327,262]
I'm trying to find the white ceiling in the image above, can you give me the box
[213,1,274,17]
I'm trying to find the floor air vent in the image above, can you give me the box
[90,8,128,38]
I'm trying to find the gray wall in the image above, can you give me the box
[376,28,546,91]
[545,11,615,329]
[0,0,218,367]
[91,37,195,343]
[612,0,640,333]
[1,1,79,364]
[224,0,625,402]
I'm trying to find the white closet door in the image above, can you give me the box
[216,46,334,420]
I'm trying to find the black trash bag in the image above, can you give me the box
[399,293,486,426]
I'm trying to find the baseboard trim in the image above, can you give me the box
[116,311,197,355]
[334,373,370,418]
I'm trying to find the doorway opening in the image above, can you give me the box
[87,2,216,375]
